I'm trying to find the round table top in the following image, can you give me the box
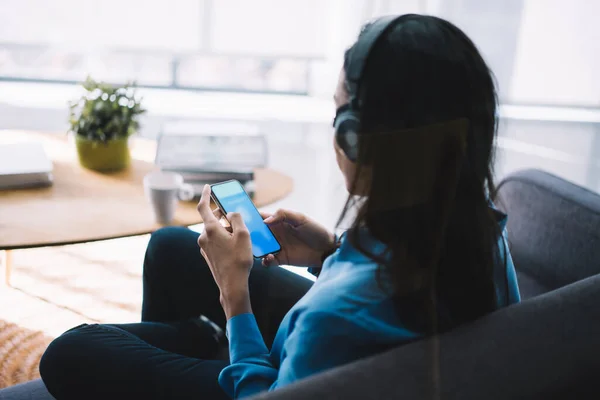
[0,131,293,250]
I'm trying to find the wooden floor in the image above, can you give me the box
[1,235,152,338]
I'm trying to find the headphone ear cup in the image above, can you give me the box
[334,110,361,162]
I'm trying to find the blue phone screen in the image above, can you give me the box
[212,181,280,258]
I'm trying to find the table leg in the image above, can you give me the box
[2,250,13,286]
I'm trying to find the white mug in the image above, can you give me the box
[144,171,194,224]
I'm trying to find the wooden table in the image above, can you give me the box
[0,131,293,284]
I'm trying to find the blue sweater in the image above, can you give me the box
[219,216,521,398]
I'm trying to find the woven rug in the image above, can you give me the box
[0,320,54,389]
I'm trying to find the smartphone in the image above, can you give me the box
[210,180,281,258]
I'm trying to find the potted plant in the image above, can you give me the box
[69,77,146,172]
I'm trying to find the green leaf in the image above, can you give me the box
[70,77,145,141]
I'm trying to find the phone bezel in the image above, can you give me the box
[210,179,281,259]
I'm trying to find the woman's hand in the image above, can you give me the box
[197,185,253,319]
[261,209,337,269]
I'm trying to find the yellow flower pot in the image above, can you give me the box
[75,135,131,172]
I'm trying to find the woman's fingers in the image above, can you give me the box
[213,208,232,232]
[259,211,273,220]
[213,208,225,220]
[197,185,222,234]
[228,212,249,235]
[197,185,215,222]
[262,254,280,268]
[200,248,209,264]
[263,209,305,226]
[263,209,284,224]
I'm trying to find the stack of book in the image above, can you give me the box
[0,143,53,190]
[155,123,267,197]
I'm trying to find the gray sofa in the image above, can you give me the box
[2,169,599,400]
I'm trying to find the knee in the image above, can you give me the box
[39,325,92,392]
[147,227,195,254]
[145,227,199,271]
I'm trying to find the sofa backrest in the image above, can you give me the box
[495,169,600,298]
[251,273,600,400]
[252,169,600,400]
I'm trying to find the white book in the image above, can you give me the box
[0,143,53,190]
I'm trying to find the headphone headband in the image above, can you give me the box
[335,14,405,162]
[344,15,404,99]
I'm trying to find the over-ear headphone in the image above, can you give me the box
[333,15,404,162]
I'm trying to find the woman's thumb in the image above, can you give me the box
[264,209,286,224]
[265,209,304,226]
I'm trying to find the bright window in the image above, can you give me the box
[1,0,599,105]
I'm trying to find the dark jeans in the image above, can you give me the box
[39,227,313,400]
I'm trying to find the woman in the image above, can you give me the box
[40,14,520,400]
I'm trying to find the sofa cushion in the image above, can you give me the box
[250,273,600,400]
[515,270,551,299]
[495,169,600,298]
[0,379,54,400]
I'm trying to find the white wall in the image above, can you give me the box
[209,0,328,57]
[308,0,427,98]
[0,0,203,51]
[509,0,600,106]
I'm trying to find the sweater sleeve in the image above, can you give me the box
[218,310,384,399]
[218,313,276,399]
